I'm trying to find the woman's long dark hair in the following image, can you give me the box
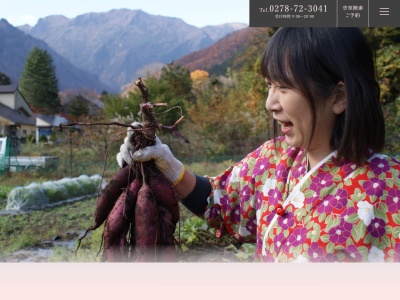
[261,27,384,165]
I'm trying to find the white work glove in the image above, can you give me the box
[116,122,142,168]
[133,136,185,185]
[116,122,185,185]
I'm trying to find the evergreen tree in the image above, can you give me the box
[19,47,61,114]
[0,71,11,85]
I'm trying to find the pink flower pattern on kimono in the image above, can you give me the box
[268,187,282,206]
[343,245,363,261]
[308,242,337,262]
[309,173,334,195]
[291,161,308,179]
[386,189,400,213]
[282,227,307,251]
[218,194,231,211]
[230,204,240,222]
[277,211,295,230]
[317,188,348,214]
[239,163,249,178]
[367,218,386,238]
[363,178,386,197]
[275,163,289,180]
[245,217,257,233]
[394,244,400,262]
[328,220,352,244]
[255,190,263,211]
[273,232,286,253]
[240,185,251,204]
[369,156,390,175]
[207,205,220,220]
[342,206,356,222]
[253,158,271,176]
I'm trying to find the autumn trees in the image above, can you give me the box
[103,63,193,125]
[92,28,400,162]
[102,61,269,162]
[364,28,400,155]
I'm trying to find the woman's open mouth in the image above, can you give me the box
[277,121,293,135]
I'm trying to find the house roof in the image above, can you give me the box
[74,95,104,108]
[90,98,104,109]
[0,84,18,93]
[0,103,36,125]
[36,114,69,127]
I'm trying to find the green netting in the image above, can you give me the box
[6,183,47,210]
[57,177,85,198]
[41,181,70,204]
[74,174,100,194]
[6,174,105,211]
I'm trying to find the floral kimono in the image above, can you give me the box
[204,136,400,262]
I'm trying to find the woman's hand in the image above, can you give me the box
[116,122,185,186]
[131,136,185,185]
[116,122,142,168]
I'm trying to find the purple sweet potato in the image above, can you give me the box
[148,171,180,227]
[156,205,177,262]
[94,165,135,228]
[103,176,140,262]
[134,182,160,262]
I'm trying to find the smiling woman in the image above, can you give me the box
[264,80,342,167]
[261,28,384,168]
[116,27,400,262]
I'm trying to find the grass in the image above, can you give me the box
[0,197,102,261]
[0,186,13,200]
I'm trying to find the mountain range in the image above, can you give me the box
[0,18,108,92]
[176,27,261,73]
[17,9,247,92]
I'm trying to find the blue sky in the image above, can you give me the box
[1,0,249,28]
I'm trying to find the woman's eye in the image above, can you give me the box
[265,82,272,88]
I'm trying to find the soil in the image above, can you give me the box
[177,244,244,262]
[0,232,244,263]
[0,231,79,262]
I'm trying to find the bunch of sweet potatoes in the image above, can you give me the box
[76,78,185,262]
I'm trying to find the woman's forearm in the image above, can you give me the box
[174,169,197,199]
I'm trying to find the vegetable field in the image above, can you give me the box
[0,157,254,262]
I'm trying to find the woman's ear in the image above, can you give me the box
[332,81,347,115]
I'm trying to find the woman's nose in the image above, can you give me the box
[265,88,280,113]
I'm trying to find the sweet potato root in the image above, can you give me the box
[134,182,160,262]
[103,176,140,262]
[148,170,180,227]
[94,164,135,227]
[75,165,135,254]
[157,206,177,262]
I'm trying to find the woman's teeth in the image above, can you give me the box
[278,121,293,127]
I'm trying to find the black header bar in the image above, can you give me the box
[250,0,400,27]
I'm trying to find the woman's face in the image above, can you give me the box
[265,80,338,153]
